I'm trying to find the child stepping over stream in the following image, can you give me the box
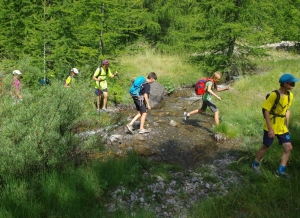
[184,71,230,126]
[126,72,157,134]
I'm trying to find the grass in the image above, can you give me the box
[1,48,300,217]
[0,153,150,217]
[190,162,300,218]
[118,50,201,90]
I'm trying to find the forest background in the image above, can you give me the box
[0,0,300,217]
[1,0,299,84]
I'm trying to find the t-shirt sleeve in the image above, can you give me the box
[65,76,71,84]
[206,81,213,90]
[141,83,151,95]
[93,68,100,77]
[262,92,277,111]
[107,68,114,78]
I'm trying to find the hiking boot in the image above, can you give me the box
[276,171,291,180]
[139,129,150,134]
[184,112,189,121]
[126,124,134,133]
[251,164,262,175]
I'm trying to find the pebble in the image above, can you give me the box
[106,161,241,217]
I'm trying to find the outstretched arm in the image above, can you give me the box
[207,84,221,100]
[216,85,230,92]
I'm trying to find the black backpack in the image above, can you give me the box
[262,90,290,123]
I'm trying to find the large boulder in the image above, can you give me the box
[150,82,165,108]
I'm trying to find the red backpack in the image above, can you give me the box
[195,78,214,95]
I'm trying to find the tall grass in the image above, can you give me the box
[0,153,151,217]
[119,50,201,90]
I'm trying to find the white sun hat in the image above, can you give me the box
[12,70,22,75]
[71,68,79,74]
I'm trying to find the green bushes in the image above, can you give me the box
[0,81,86,177]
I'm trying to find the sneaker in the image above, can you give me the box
[139,129,150,134]
[184,112,189,121]
[276,171,291,180]
[101,108,109,113]
[251,164,262,175]
[97,109,101,114]
[126,124,134,133]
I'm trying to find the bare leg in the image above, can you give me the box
[281,142,293,166]
[255,144,269,162]
[188,109,202,116]
[214,111,220,125]
[139,112,147,130]
[129,112,142,126]
[96,95,101,110]
[102,92,108,108]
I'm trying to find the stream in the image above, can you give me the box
[97,88,243,168]
[83,88,245,217]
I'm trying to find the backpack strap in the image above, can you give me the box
[269,90,290,124]
[269,90,280,115]
[205,78,215,90]
[95,67,108,79]
[135,81,148,97]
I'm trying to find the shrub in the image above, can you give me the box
[0,81,85,178]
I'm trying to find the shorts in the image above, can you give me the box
[133,96,146,113]
[201,100,218,113]
[95,88,107,96]
[263,130,291,146]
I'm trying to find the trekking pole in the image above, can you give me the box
[190,98,202,105]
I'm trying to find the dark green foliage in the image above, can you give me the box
[172,0,273,76]
[271,0,300,42]
[0,81,83,177]
[0,0,153,80]
[1,0,299,81]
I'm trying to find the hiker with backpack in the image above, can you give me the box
[126,72,157,134]
[252,73,299,179]
[64,68,79,87]
[92,60,118,113]
[40,77,51,86]
[184,71,230,125]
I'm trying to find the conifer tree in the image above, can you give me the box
[167,0,277,76]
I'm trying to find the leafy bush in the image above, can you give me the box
[0,81,85,177]
[160,77,176,94]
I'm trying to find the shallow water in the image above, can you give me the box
[108,88,242,168]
